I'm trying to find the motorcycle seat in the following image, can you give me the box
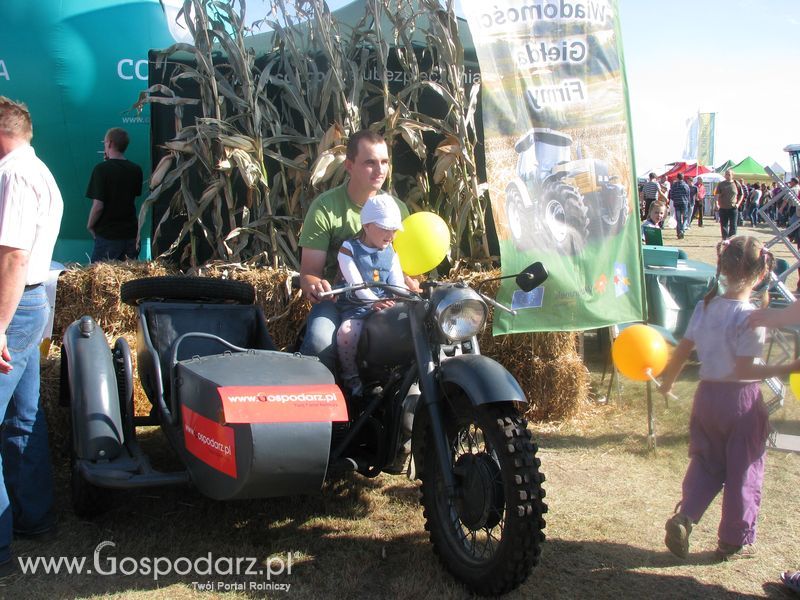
[139,302,275,402]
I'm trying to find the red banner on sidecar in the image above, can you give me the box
[181,405,237,478]
[218,384,348,424]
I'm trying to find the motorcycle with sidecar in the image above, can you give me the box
[61,263,549,596]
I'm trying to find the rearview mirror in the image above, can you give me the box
[516,262,548,292]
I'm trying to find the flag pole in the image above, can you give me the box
[696,109,701,168]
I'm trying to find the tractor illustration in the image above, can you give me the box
[504,127,629,254]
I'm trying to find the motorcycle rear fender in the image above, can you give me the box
[410,354,526,479]
[62,317,124,461]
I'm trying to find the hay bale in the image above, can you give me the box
[198,264,309,349]
[51,262,307,421]
[40,351,69,463]
[455,267,589,422]
[525,355,590,421]
[531,331,579,361]
[47,262,589,424]
[477,329,588,422]
[54,261,308,350]
[53,260,177,343]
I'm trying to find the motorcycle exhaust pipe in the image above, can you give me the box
[328,457,360,472]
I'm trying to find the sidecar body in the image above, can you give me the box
[61,278,347,509]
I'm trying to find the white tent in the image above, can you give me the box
[769,162,787,180]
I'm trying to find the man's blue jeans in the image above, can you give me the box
[674,203,689,236]
[0,286,54,563]
[91,236,137,263]
[719,207,738,239]
[748,205,759,225]
[298,300,340,373]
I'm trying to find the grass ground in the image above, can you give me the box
[2,218,799,599]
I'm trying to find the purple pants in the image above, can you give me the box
[680,381,769,546]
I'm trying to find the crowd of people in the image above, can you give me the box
[641,168,800,297]
[640,169,798,241]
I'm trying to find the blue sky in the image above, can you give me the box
[618,0,800,174]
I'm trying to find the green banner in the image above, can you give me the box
[697,112,715,168]
[463,0,645,333]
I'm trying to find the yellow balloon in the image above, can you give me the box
[611,324,669,381]
[393,212,450,276]
[790,372,800,399]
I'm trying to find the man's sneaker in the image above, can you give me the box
[664,512,693,558]
[780,570,800,594]
[716,541,756,561]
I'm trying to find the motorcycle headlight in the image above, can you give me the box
[433,287,488,342]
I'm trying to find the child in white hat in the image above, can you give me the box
[336,194,406,397]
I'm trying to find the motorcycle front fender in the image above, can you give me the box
[438,354,527,405]
[410,354,526,480]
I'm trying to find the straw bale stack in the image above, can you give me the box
[53,261,177,343]
[40,352,68,461]
[48,262,587,423]
[456,268,589,421]
[197,263,308,350]
[53,261,308,350]
[52,261,307,416]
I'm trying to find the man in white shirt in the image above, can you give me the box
[0,96,63,575]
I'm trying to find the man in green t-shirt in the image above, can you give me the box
[298,131,409,370]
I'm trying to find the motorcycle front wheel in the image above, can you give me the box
[420,401,546,595]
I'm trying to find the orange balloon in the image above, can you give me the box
[612,324,669,381]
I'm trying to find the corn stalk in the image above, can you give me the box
[136,0,489,269]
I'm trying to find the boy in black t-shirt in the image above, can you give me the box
[86,127,143,262]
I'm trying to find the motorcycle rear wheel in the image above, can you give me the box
[420,402,546,595]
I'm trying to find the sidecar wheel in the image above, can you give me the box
[61,366,109,519]
[120,276,255,306]
[70,453,109,519]
[420,402,546,595]
[66,375,109,518]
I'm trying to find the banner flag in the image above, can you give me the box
[697,112,716,167]
[463,0,645,333]
[682,115,699,161]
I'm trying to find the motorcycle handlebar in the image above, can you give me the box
[317,283,365,299]
[318,282,417,300]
